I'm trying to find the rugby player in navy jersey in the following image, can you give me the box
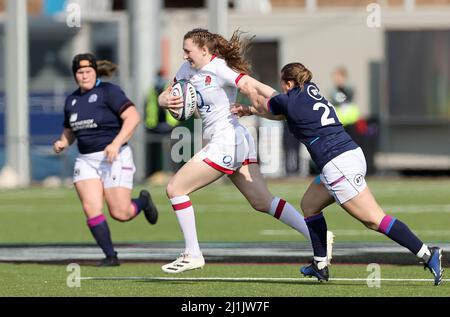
[53,53,158,266]
[232,62,443,285]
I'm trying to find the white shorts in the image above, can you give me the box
[320,147,367,204]
[198,125,258,174]
[73,145,136,189]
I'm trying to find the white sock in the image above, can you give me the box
[170,196,201,257]
[416,244,431,261]
[314,257,328,269]
[269,197,311,241]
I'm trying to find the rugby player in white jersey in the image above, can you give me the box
[158,29,334,273]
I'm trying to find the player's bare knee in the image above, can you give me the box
[363,219,379,231]
[109,211,131,222]
[166,181,176,198]
[300,200,315,217]
[82,202,102,215]
[251,201,269,213]
[166,181,186,199]
[108,205,133,222]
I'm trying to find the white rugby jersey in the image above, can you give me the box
[175,56,245,139]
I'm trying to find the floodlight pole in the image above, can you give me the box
[4,0,30,186]
[128,0,161,182]
[207,0,228,37]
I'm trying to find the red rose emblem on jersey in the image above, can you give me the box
[205,75,212,86]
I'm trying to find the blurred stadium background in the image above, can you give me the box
[0,0,449,185]
[0,0,449,297]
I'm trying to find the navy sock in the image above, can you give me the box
[305,212,328,259]
[131,196,147,216]
[87,215,116,257]
[378,215,423,255]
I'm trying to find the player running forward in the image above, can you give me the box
[158,28,334,273]
[54,53,158,266]
[232,62,443,286]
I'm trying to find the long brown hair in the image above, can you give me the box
[72,53,119,78]
[183,28,253,74]
[97,60,118,77]
[281,63,313,91]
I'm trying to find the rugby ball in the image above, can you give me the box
[170,80,197,121]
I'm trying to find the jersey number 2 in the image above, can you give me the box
[313,102,336,126]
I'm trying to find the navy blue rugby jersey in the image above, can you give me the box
[268,82,358,171]
[63,80,134,154]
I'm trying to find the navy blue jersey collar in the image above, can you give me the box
[76,79,102,95]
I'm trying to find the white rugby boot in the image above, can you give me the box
[162,253,205,273]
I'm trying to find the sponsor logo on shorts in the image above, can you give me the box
[222,155,233,166]
[74,168,80,177]
[354,174,364,186]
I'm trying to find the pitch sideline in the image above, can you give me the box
[78,276,450,283]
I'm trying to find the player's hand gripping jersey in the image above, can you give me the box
[268,83,358,171]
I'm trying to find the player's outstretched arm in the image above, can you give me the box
[235,75,284,120]
[246,82,287,121]
[231,100,285,121]
[237,75,277,99]
[53,128,75,154]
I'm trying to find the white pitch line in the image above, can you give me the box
[260,229,450,236]
[79,276,450,283]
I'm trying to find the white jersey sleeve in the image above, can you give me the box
[174,61,192,81]
[215,60,245,88]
